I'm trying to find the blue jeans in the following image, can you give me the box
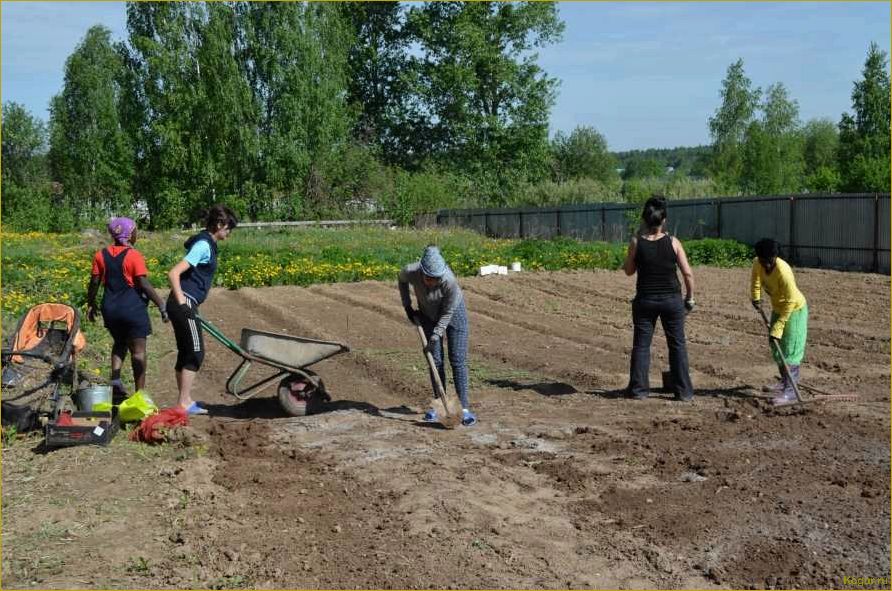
[420,303,470,409]
[628,294,693,399]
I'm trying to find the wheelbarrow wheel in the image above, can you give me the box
[277,372,328,417]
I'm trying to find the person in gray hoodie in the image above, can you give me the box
[399,245,476,426]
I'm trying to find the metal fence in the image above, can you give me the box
[426,193,891,274]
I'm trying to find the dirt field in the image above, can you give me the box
[3,267,889,589]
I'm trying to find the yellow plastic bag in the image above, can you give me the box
[117,391,159,423]
[92,401,112,413]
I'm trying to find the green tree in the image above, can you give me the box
[708,59,761,194]
[621,157,665,181]
[340,2,410,162]
[241,2,353,218]
[48,25,134,221]
[1,102,55,230]
[2,102,48,188]
[613,145,711,178]
[802,118,840,192]
[125,2,208,227]
[193,2,259,218]
[550,126,617,183]
[406,1,564,198]
[741,82,804,195]
[838,42,891,192]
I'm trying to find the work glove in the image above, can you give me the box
[684,297,695,313]
[424,333,440,355]
[86,304,97,323]
[404,306,418,324]
[751,300,762,311]
[159,304,169,324]
[768,335,781,347]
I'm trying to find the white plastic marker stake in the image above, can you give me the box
[480,264,509,276]
[479,264,499,276]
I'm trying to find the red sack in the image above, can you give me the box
[55,411,74,426]
[129,407,188,443]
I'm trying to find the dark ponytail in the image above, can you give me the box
[641,196,667,230]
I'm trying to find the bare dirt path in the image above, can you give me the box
[3,267,889,589]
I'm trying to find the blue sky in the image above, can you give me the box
[2,2,889,151]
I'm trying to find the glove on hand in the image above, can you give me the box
[424,333,440,354]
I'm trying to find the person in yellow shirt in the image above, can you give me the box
[750,238,808,406]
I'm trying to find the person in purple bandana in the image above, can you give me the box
[86,217,167,402]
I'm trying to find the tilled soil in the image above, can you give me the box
[2,267,889,589]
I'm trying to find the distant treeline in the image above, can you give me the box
[612,146,712,179]
[1,2,888,231]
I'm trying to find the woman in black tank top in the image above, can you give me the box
[622,197,695,401]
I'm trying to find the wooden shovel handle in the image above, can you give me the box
[415,324,453,416]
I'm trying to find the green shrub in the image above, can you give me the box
[510,178,623,207]
[383,169,469,225]
[684,238,753,267]
[1,183,57,232]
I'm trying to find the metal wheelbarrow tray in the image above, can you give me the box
[200,317,350,416]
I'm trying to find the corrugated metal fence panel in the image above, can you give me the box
[485,208,518,237]
[666,200,717,239]
[604,206,633,243]
[719,198,791,246]
[879,196,890,274]
[439,212,468,229]
[523,209,560,239]
[433,194,890,274]
[415,213,438,228]
[466,212,487,235]
[794,195,875,271]
[559,207,601,240]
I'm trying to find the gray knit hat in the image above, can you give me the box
[419,245,447,278]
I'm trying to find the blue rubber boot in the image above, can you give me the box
[423,408,438,422]
[461,409,477,427]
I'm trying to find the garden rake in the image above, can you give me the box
[755,307,858,404]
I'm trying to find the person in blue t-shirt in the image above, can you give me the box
[166,205,238,415]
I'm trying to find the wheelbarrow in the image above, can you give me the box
[198,315,350,416]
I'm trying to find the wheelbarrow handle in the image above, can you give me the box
[196,314,248,356]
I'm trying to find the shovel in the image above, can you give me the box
[415,324,462,428]
[755,307,857,404]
